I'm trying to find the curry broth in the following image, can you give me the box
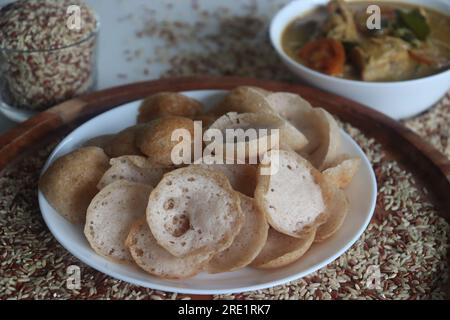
[281,1,450,81]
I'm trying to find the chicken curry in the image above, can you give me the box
[281,0,450,82]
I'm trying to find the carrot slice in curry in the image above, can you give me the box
[298,38,346,76]
[409,50,434,66]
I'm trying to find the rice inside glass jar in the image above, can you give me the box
[0,0,99,121]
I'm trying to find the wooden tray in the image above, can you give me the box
[1,76,449,298]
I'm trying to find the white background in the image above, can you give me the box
[0,0,288,132]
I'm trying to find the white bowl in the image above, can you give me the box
[270,0,450,120]
[38,89,377,295]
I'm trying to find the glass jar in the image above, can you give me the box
[0,17,99,122]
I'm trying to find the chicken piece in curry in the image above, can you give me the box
[281,0,450,82]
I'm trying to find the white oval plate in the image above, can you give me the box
[38,89,377,295]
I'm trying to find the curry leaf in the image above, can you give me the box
[398,9,430,40]
[393,27,418,43]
